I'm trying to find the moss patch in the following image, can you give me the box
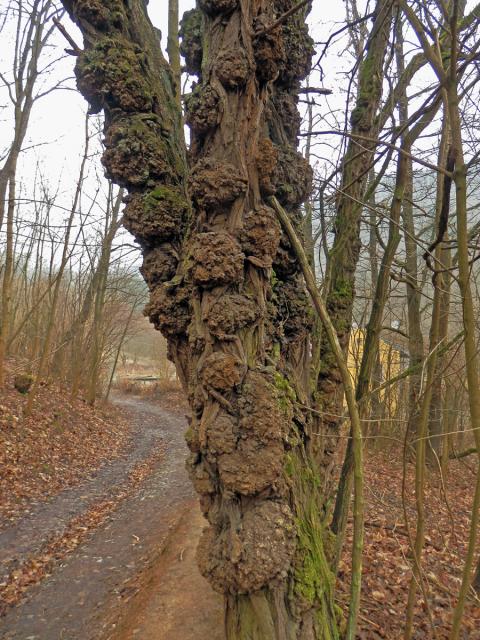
[76,37,153,113]
[180,9,203,76]
[273,371,297,415]
[123,185,189,244]
[287,451,340,639]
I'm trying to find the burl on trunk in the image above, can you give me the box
[63,1,339,637]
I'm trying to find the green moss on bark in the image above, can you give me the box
[286,451,340,639]
[123,185,189,244]
[76,37,154,113]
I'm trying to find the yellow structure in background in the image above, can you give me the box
[347,328,406,419]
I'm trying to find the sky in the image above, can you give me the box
[0,0,347,198]
[0,0,349,274]
[4,0,476,263]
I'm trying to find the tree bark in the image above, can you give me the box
[366,170,383,438]
[0,177,17,385]
[64,0,340,636]
[427,232,451,463]
[167,0,181,107]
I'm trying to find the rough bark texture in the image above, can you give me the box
[64,1,339,637]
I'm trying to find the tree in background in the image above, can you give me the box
[0,0,64,384]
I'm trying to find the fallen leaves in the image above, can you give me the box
[0,445,165,614]
[0,361,132,527]
[337,450,480,638]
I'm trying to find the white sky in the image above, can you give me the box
[0,1,346,200]
[2,0,476,261]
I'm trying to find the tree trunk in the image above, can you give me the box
[167,0,181,107]
[0,177,16,384]
[443,21,480,640]
[427,234,451,463]
[366,171,383,439]
[86,187,122,404]
[402,166,424,439]
[104,297,139,403]
[317,0,393,472]
[25,115,89,415]
[65,0,340,636]
[404,106,452,639]
[330,13,441,562]
[0,0,57,231]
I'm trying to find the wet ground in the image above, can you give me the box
[0,394,222,640]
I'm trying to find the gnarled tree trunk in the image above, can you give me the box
[63,0,339,637]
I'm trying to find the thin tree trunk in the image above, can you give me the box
[427,244,451,464]
[25,116,89,414]
[444,20,480,640]
[402,165,424,439]
[331,30,442,567]
[403,107,451,640]
[366,170,383,438]
[303,87,315,268]
[0,0,58,231]
[167,0,181,107]
[318,0,394,474]
[0,177,17,384]
[397,3,480,633]
[86,189,122,405]
[104,299,139,403]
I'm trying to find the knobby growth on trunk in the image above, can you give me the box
[63,0,342,637]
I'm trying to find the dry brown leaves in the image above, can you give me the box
[0,362,132,526]
[337,449,480,638]
[0,446,165,614]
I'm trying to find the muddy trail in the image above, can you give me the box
[0,394,222,640]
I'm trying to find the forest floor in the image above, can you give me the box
[0,390,221,640]
[0,362,131,526]
[0,381,478,639]
[337,445,480,639]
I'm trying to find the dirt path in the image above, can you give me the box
[0,395,164,576]
[112,504,223,640]
[0,394,221,640]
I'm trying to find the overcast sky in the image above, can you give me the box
[4,0,475,254]
[0,1,349,272]
[0,1,346,199]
